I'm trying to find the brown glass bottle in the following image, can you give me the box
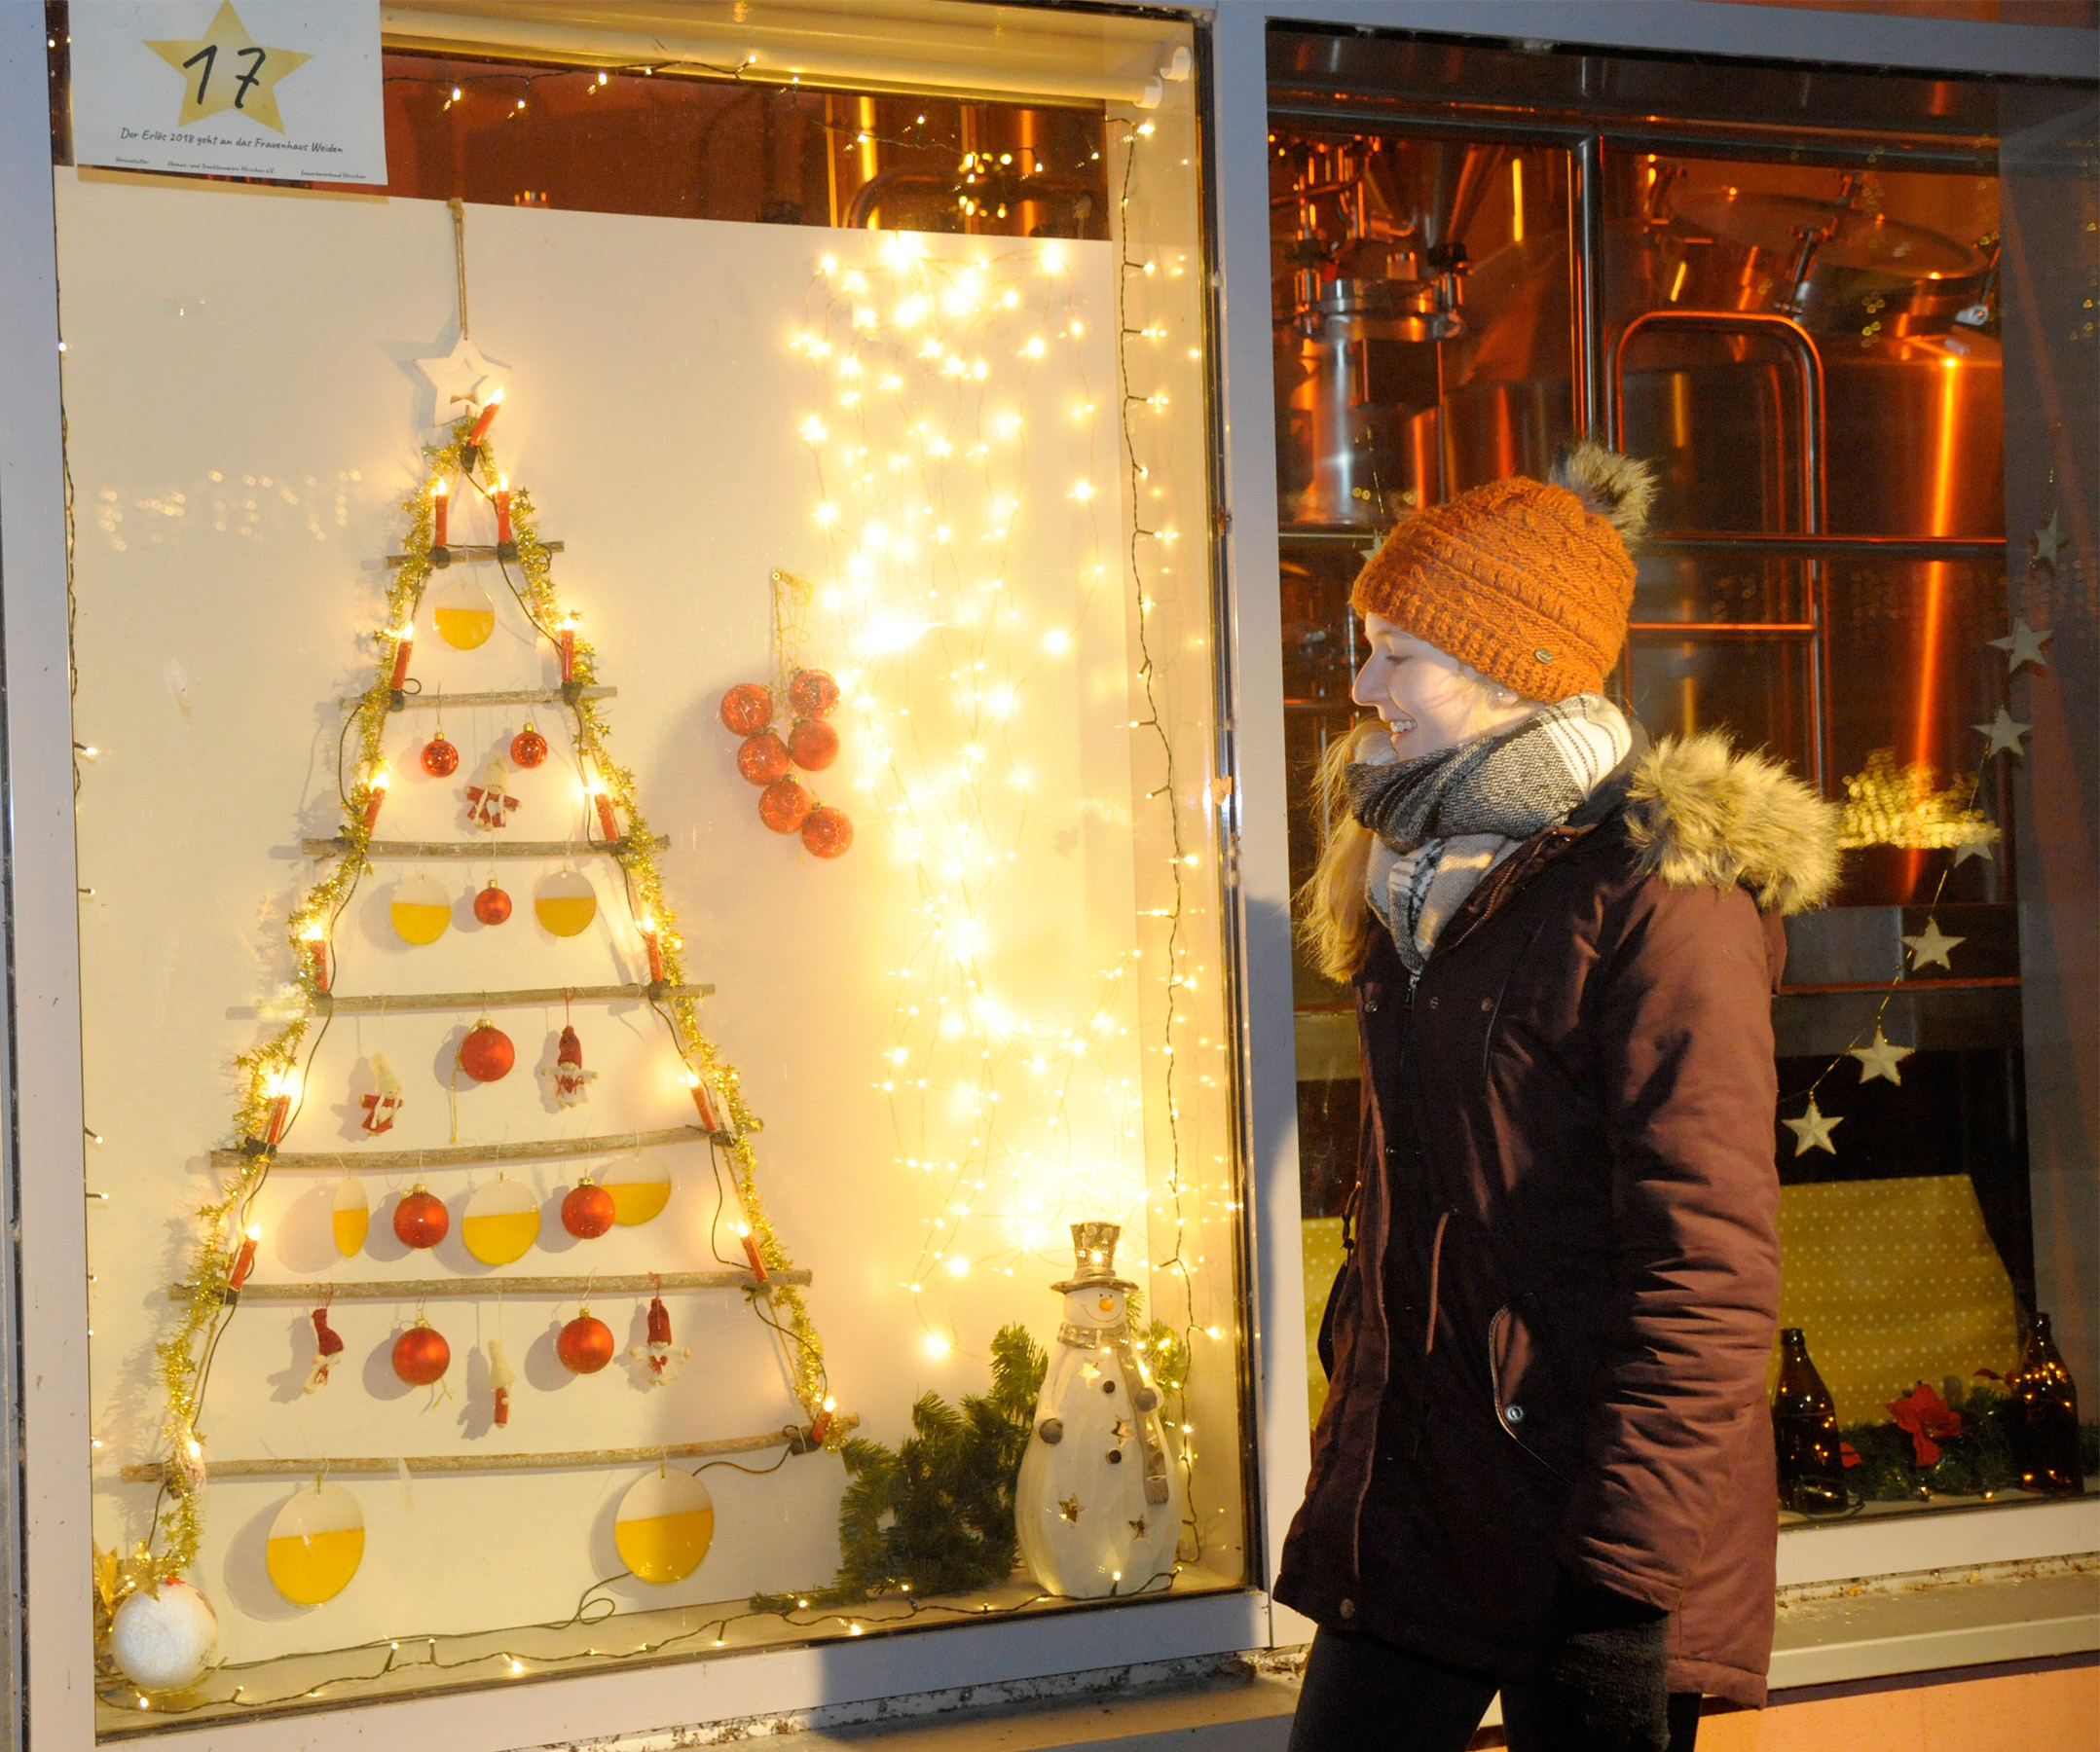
[2008,1313,2084,1497]
[1773,1328,1848,1514]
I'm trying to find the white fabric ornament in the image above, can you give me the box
[463,756,519,830]
[359,1053,404,1135]
[539,1025,598,1108]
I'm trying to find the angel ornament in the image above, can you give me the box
[464,755,520,831]
[359,1053,405,1135]
[540,1025,598,1108]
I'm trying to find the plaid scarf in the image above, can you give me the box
[1347,695,1632,973]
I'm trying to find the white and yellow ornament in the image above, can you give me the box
[264,1481,365,1606]
[331,1177,370,1258]
[461,1176,540,1266]
[600,1155,671,1227]
[534,869,598,937]
[613,1466,715,1584]
[388,874,453,946]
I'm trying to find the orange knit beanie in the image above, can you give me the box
[1349,442,1655,704]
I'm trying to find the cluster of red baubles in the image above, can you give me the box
[421,720,550,780]
[718,670,853,858]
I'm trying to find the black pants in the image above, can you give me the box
[1289,1627,1702,1752]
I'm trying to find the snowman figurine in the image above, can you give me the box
[1015,1223,1181,1597]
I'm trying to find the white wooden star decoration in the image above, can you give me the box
[2031,509,2064,568]
[1989,618,2052,674]
[1975,707,2031,758]
[415,334,509,431]
[1783,1097,1842,1157]
[1849,1027,1915,1086]
[1902,917,1964,970]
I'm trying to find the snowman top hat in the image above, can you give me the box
[1051,1221,1136,1294]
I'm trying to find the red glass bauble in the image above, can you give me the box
[758,778,812,834]
[737,732,792,786]
[421,735,460,778]
[720,682,774,736]
[801,805,854,859]
[392,1187,449,1249]
[788,718,839,772]
[392,1323,451,1386]
[786,668,840,719]
[557,1312,615,1375]
[459,1022,515,1083]
[473,880,512,926]
[510,724,548,768]
[560,1181,615,1240]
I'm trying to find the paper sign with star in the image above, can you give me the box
[71,1,387,186]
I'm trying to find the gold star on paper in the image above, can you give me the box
[414,335,509,431]
[2031,509,2064,568]
[1902,917,1964,970]
[1850,1028,1915,1086]
[1057,1496,1084,1522]
[1129,1515,1150,1536]
[1989,618,2052,675]
[1975,708,2031,758]
[147,2,310,132]
[1783,1097,1842,1157]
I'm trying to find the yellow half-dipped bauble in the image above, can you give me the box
[534,869,598,938]
[332,1177,369,1258]
[601,1155,672,1227]
[431,577,496,649]
[265,1481,365,1606]
[389,874,453,946]
[461,1176,539,1265]
[613,1467,715,1585]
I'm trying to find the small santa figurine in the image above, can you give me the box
[305,1305,345,1393]
[359,1054,404,1134]
[540,1025,598,1108]
[464,755,519,830]
[630,1291,690,1385]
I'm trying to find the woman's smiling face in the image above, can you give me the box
[1350,612,1538,758]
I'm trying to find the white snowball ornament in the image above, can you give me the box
[109,1577,219,1694]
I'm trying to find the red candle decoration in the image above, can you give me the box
[788,718,839,771]
[466,385,504,448]
[421,733,460,778]
[801,804,854,859]
[758,777,812,834]
[393,1186,449,1249]
[388,624,415,691]
[301,927,330,993]
[227,1225,261,1294]
[561,1180,615,1240]
[640,919,665,984]
[683,1069,721,1132]
[262,1072,295,1147]
[557,614,577,683]
[392,1322,451,1387]
[459,1021,515,1083]
[719,682,774,736]
[472,878,512,926]
[360,764,390,835]
[808,1409,833,1446]
[557,1310,615,1375]
[495,474,513,546]
[786,668,840,718]
[737,732,792,786]
[739,1225,768,1283]
[589,783,620,844]
[510,722,548,768]
[431,479,451,548]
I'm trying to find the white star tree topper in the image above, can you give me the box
[415,334,509,432]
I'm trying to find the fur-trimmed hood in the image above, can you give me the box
[1622,732,1842,915]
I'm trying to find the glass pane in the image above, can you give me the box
[1626,635,1814,772]
[64,5,1244,1729]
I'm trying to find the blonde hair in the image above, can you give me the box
[1295,665,1518,983]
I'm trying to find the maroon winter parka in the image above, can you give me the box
[1274,732,1840,1709]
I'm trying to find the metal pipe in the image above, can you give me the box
[1647,533,2004,560]
[1571,135,1604,438]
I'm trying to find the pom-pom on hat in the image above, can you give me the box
[1349,442,1656,704]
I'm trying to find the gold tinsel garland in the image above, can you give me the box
[136,417,833,1600]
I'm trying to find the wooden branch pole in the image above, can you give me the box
[173,1267,812,1302]
[313,981,711,1015]
[118,1416,860,1483]
[209,1124,726,1171]
[385,539,565,569]
[336,684,613,710]
[304,834,666,858]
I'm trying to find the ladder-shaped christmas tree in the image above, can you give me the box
[129,396,846,1623]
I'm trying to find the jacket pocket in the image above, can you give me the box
[1488,1297,1572,1481]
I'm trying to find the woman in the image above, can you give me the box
[1276,445,1841,1752]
